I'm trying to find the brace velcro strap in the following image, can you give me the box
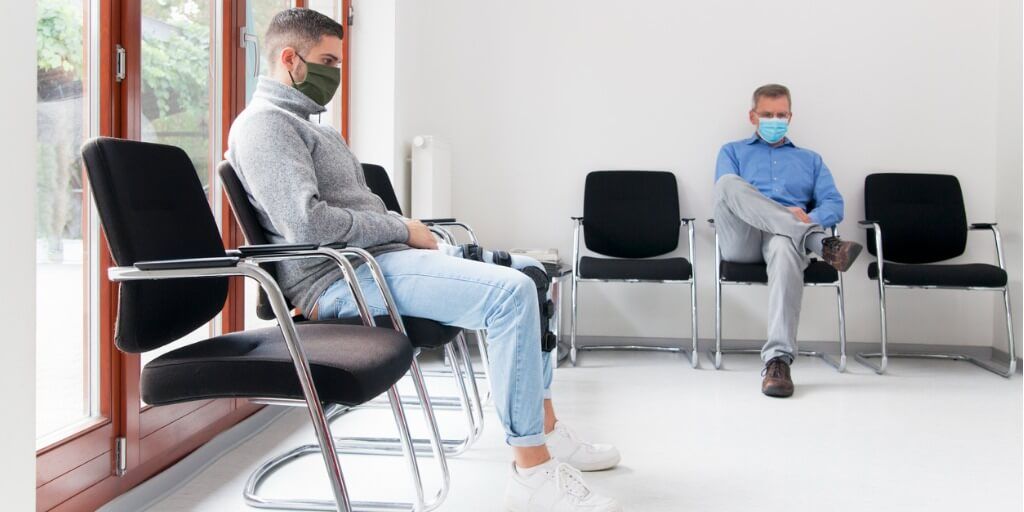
[493,250,512,267]
[460,243,485,262]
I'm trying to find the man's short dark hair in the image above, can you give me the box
[264,8,343,70]
[751,84,791,110]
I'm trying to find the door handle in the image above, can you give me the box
[240,26,260,78]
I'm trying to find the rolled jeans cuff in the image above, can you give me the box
[506,432,547,448]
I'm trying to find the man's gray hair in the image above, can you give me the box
[751,84,792,110]
[264,8,343,70]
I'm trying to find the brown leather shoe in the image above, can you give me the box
[821,237,863,272]
[761,357,794,398]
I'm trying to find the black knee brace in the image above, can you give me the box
[520,266,558,353]
[459,244,557,352]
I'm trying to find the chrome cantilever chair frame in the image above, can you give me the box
[324,245,485,459]
[233,248,449,511]
[707,221,847,371]
[569,217,700,368]
[418,223,494,406]
[109,257,431,512]
[856,221,1017,377]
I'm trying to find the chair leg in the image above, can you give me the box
[1003,289,1017,375]
[331,345,478,459]
[708,278,723,369]
[820,278,849,373]
[454,334,486,442]
[244,385,426,511]
[689,281,700,368]
[570,274,579,366]
[856,279,889,374]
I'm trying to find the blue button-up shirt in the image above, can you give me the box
[715,134,844,228]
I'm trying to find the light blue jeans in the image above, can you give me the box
[316,244,554,447]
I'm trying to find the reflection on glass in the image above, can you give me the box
[308,0,344,130]
[244,1,294,330]
[138,0,216,397]
[245,0,294,103]
[35,0,98,446]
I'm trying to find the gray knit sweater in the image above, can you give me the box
[226,78,410,315]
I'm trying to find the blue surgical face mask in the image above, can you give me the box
[758,118,789,144]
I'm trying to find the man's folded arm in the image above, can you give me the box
[230,118,409,248]
[807,156,844,228]
[714,145,740,181]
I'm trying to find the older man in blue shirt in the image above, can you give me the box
[714,84,862,398]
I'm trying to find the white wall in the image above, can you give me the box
[372,0,1022,346]
[0,1,37,508]
[995,0,1023,355]
[349,0,398,180]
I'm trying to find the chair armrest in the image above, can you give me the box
[707,218,716,228]
[571,216,583,222]
[420,217,457,224]
[236,243,320,255]
[857,220,880,228]
[968,223,1007,268]
[133,257,240,271]
[680,217,695,224]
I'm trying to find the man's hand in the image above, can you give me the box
[404,219,439,250]
[788,207,812,224]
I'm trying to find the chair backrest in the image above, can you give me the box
[81,137,228,352]
[217,161,289,321]
[362,163,403,215]
[583,170,680,258]
[864,173,968,264]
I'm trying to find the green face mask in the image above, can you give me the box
[289,54,340,106]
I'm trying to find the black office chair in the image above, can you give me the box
[360,163,495,390]
[858,173,1016,377]
[82,137,429,512]
[570,170,698,367]
[219,162,482,471]
[361,163,480,244]
[707,220,847,371]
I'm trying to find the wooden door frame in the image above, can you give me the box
[37,0,352,508]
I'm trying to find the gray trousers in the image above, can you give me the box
[713,174,826,364]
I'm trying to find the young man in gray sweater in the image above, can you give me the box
[226,9,622,512]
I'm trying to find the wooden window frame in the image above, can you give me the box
[35,1,351,509]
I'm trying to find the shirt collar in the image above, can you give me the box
[746,132,796,148]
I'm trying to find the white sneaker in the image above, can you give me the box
[546,421,621,471]
[504,461,623,512]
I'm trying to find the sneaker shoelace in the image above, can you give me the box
[554,463,592,501]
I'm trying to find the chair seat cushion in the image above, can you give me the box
[721,259,838,284]
[140,323,413,407]
[312,316,461,350]
[578,256,692,281]
[868,262,1007,288]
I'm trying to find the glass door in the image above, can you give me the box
[137,0,219,411]
[238,0,350,329]
[35,0,102,450]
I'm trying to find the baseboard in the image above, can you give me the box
[97,405,290,512]
[570,335,1023,372]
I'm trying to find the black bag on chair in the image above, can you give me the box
[461,244,557,352]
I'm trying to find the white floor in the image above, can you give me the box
[143,350,1023,512]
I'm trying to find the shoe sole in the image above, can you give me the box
[566,453,622,472]
[762,388,794,398]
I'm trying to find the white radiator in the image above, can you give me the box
[410,135,452,219]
